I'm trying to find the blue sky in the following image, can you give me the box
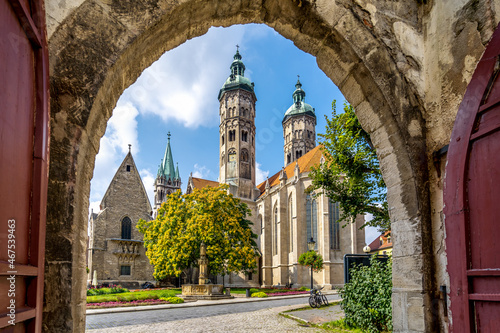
[89,23,379,244]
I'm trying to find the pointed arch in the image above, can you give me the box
[329,200,340,250]
[289,193,294,253]
[121,216,132,240]
[306,193,317,250]
[273,202,279,255]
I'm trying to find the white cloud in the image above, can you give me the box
[106,102,140,155]
[192,164,211,179]
[89,201,101,216]
[120,26,248,129]
[255,162,269,185]
[140,169,156,207]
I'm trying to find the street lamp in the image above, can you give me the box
[307,237,316,290]
[363,245,371,253]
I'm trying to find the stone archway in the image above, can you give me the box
[44,1,498,332]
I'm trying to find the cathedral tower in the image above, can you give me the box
[154,132,181,217]
[282,77,317,166]
[218,47,257,200]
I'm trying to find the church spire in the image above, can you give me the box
[175,162,180,180]
[154,131,181,217]
[292,75,306,104]
[230,46,246,77]
[160,132,176,180]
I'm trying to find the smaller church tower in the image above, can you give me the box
[154,132,181,217]
[282,77,317,166]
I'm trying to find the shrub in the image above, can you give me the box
[110,285,128,294]
[340,256,392,333]
[297,286,308,291]
[249,288,259,294]
[160,296,184,304]
[87,289,99,296]
[87,285,128,296]
[251,292,268,298]
[158,290,177,298]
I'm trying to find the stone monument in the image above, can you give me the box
[181,242,232,300]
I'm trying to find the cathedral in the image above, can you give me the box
[179,48,365,288]
[89,48,365,289]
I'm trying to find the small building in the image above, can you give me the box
[367,231,392,256]
[87,148,154,288]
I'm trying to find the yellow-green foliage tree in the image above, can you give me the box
[137,184,259,281]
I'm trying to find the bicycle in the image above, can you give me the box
[308,286,329,308]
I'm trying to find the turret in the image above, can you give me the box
[282,76,317,166]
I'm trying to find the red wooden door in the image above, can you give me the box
[0,0,49,332]
[445,23,500,332]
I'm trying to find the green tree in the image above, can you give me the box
[340,256,393,333]
[310,101,390,232]
[298,251,324,272]
[137,184,259,282]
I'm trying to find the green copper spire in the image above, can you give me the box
[230,45,245,77]
[175,162,180,180]
[283,76,316,123]
[218,46,256,101]
[292,76,306,103]
[160,132,176,180]
[157,161,163,177]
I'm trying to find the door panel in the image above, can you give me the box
[0,0,49,331]
[445,23,500,332]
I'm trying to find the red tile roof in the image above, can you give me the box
[191,177,219,190]
[256,145,324,196]
[368,230,392,251]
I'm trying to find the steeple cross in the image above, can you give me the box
[236,44,239,51]
[297,74,300,80]
[167,131,171,141]
[128,144,131,152]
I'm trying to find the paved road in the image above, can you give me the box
[86,294,341,330]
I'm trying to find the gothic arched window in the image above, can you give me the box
[306,194,318,250]
[329,200,340,250]
[289,195,294,252]
[241,149,249,162]
[258,214,263,246]
[121,217,132,240]
[274,204,279,255]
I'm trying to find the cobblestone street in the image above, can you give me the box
[86,294,342,332]
[87,305,324,332]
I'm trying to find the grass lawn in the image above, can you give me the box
[87,287,307,304]
[87,288,181,304]
[229,287,309,294]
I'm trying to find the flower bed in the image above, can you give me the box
[87,298,168,309]
[266,291,309,297]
